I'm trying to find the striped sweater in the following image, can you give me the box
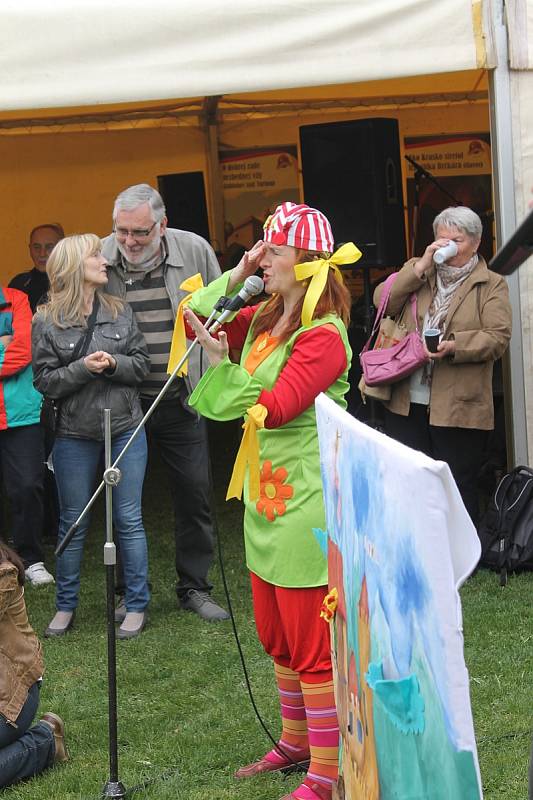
[0,287,42,430]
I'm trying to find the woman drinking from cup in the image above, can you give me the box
[375,206,512,524]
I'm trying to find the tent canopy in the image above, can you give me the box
[0,70,488,133]
[1,0,490,112]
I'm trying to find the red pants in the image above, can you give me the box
[250,572,333,681]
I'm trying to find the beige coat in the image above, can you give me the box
[0,562,43,724]
[373,257,512,430]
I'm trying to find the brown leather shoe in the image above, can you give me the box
[235,746,310,778]
[40,712,69,763]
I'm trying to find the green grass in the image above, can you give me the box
[10,427,533,799]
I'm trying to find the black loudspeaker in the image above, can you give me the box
[157,172,210,244]
[300,118,406,268]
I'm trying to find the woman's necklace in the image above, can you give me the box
[257,334,269,352]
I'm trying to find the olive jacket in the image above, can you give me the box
[0,562,43,724]
[374,256,512,429]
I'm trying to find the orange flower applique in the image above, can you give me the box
[320,587,339,622]
[256,460,294,522]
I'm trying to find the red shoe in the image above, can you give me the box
[279,782,332,800]
[235,746,310,778]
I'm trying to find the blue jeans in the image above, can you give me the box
[0,682,55,788]
[53,429,150,612]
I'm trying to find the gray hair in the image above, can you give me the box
[113,183,166,223]
[432,206,482,240]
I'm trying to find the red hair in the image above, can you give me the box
[252,250,351,343]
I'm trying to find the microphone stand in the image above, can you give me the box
[102,408,125,800]
[404,154,463,205]
[404,154,463,257]
[54,305,219,798]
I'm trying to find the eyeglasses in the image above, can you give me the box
[113,221,158,240]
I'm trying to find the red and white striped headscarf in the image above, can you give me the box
[263,202,334,252]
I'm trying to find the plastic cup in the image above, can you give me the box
[424,328,441,353]
[433,241,458,264]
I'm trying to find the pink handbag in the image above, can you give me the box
[360,272,428,387]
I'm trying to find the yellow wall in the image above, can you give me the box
[0,98,490,285]
[0,125,207,284]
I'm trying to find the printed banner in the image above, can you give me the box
[220,147,299,262]
[315,395,482,800]
[404,134,493,261]
[405,135,491,177]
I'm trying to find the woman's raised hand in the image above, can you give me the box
[228,240,267,292]
[183,308,229,368]
[414,238,452,277]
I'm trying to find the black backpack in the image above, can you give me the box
[478,465,533,585]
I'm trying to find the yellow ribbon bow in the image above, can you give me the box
[167,273,205,376]
[320,587,339,622]
[294,242,362,327]
[226,404,268,501]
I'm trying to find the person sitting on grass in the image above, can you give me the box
[0,539,68,788]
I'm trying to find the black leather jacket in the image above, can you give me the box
[32,302,150,441]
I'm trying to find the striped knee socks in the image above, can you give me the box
[263,661,309,766]
[296,674,339,799]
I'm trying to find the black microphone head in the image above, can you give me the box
[243,275,264,296]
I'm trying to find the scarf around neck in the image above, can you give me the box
[426,253,479,332]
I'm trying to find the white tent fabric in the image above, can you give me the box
[507,0,533,68]
[1,0,487,111]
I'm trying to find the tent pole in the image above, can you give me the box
[203,96,225,257]
[488,0,528,468]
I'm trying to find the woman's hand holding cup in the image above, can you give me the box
[423,332,456,360]
[423,328,441,353]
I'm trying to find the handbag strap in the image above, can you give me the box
[361,272,398,355]
[361,272,421,355]
[71,296,100,362]
[408,292,421,335]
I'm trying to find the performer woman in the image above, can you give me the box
[184,202,360,800]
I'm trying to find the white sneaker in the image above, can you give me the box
[25,562,55,586]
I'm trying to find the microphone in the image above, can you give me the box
[433,241,458,264]
[209,275,264,332]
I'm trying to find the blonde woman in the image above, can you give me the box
[32,234,151,639]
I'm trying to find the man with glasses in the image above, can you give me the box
[102,183,229,622]
[9,224,64,312]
